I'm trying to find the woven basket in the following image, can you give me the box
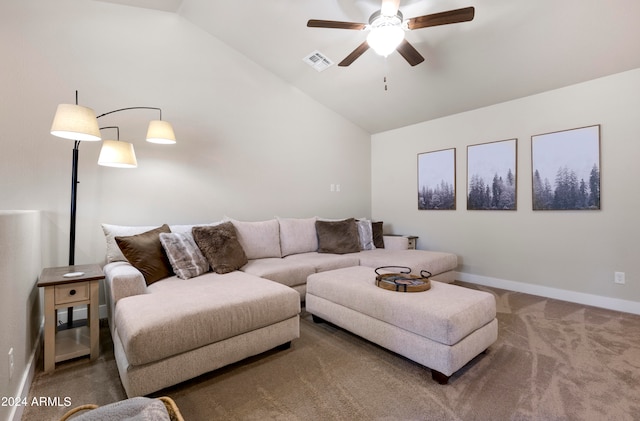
[375,266,432,292]
[59,396,184,421]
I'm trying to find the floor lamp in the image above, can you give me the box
[50,91,176,327]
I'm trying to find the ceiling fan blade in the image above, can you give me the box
[381,0,401,16]
[307,20,366,30]
[407,6,475,30]
[396,39,425,66]
[338,41,370,67]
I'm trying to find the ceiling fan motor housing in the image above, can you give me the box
[368,10,404,28]
[367,10,406,57]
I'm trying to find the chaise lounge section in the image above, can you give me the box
[109,267,300,397]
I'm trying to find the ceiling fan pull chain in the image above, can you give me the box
[384,57,390,91]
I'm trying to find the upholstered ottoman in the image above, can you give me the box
[305,266,497,384]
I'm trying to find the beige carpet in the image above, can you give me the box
[22,282,640,421]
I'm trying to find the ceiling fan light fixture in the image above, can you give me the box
[367,24,405,57]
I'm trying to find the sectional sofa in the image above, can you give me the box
[102,217,459,397]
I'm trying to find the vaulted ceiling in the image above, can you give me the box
[97,0,640,134]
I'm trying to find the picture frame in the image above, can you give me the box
[531,125,601,210]
[467,138,517,210]
[417,148,456,210]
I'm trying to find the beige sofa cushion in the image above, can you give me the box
[230,218,282,259]
[277,217,318,256]
[103,224,160,263]
[357,249,458,276]
[307,266,495,346]
[241,258,316,287]
[284,252,360,273]
[115,271,300,366]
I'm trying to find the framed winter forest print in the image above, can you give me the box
[467,138,517,210]
[418,148,456,210]
[531,125,601,210]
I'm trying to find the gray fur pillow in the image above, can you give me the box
[192,222,248,274]
[315,218,361,254]
[159,232,210,279]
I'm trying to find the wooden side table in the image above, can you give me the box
[406,236,418,250]
[386,235,419,249]
[38,264,103,372]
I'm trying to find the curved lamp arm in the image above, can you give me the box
[96,106,163,120]
[96,106,176,145]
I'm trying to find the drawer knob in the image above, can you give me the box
[69,289,76,296]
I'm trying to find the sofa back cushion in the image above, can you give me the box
[229,218,282,259]
[103,224,159,263]
[278,217,318,256]
[102,222,220,263]
[192,222,248,274]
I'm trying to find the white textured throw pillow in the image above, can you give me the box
[357,219,376,250]
[159,232,210,280]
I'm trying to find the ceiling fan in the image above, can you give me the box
[307,0,475,67]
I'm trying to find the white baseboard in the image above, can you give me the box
[457,272,640,315]
[8,321,43,421]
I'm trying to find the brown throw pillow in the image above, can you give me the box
[115,224,173,286]
[315,218,361,254]
[192,222,248,274]
[372,221,385,249]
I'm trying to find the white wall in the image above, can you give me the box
[372,69,640,312]
[0,0,371,267]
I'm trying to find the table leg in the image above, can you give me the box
[89,280,99,360]
[43,287,56,372]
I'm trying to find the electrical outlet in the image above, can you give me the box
[614,272,626,284]
[8,348,14,380]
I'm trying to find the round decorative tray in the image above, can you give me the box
[375,266,432,293]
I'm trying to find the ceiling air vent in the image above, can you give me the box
[303,50,334,72]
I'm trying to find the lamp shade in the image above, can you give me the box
[50,104,101,141]
[367,25,405,57]
[146,120,176,144]
[98,140,138,168]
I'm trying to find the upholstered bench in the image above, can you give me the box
[305,266,497,384]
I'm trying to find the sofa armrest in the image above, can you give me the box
[382,235,409,250]
[103,262,147,322]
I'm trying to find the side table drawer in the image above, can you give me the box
[55,282,90,305]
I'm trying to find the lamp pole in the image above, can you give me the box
[69,141,80,266]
